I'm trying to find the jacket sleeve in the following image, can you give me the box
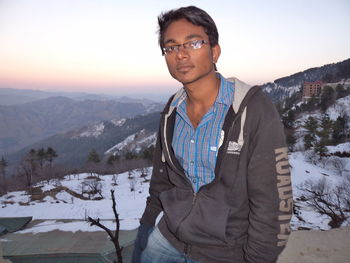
[244,94,293,263]
[140,126,174,226]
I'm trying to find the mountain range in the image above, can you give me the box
[0,96,163,155]
[0,87,161,106]
[6,111,160,167]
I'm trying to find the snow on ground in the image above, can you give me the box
[1,169,152,233]
[17,220,120,234]
[327,95,350,120]
[327,142,350,153]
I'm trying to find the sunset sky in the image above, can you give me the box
[0,0,349,96]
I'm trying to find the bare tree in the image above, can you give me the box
[17,150,38,188]
[298,178,349,228]
[112,174,118,186]
[87,190,123,263]
[340,174,350,210]
[81,179,103,199]
[129,174,138,192]
[127,170,134,179]
[329,156,347,176]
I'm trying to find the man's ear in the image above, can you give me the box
[211,44,221,64]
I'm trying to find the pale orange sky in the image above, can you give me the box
[0,0,349,95]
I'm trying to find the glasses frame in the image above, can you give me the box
[162,39,209,56]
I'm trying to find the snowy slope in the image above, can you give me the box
[1,169,153,232]
[289,150,350,230]
[327,95,350,120]
[105,129,156,155]
[78,122,105,138]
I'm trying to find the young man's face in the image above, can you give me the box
[162,18,220,86]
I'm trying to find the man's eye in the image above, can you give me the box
[167,46,176,52]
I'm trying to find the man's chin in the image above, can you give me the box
[177,74,204,86]
[172,69,214,86]
[172,74,195,85]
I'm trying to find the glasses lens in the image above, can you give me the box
[164,45,178,54]
[191,40,202,49]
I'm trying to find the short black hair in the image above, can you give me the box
[157,6,219,55]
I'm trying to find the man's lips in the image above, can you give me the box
[176,64,194,72]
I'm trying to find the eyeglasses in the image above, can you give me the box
[162,39,209,55]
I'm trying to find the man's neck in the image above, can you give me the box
[184,72,220,108]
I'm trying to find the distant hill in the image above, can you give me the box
[261,58,350,102]
[0,94,41,105]
[7,111,160,167]
[0,96,163,155]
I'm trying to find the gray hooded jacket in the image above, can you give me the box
[141,77,293,263]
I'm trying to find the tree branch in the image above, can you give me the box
[87,189,123,263]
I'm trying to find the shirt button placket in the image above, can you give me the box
[189,131,195,174]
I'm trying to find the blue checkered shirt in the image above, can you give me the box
[171,74,234,192]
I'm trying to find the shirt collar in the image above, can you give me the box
[215,73,234,106]
[170,73,234,108]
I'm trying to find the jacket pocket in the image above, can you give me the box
[159,187,193,236]
[178,193,230,246]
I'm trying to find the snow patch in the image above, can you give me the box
[111,118,126,127]
[79,123,105,138]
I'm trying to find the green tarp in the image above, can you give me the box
[0,217,32,235]
[1,224,137,263]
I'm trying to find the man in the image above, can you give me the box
[131,6,292,263]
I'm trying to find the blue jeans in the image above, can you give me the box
[141,226,201,263]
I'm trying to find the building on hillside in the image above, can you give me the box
[302,81,323,100]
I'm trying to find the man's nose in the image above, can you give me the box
[175,46,190,60]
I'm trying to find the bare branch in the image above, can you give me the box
[87,190,123,263]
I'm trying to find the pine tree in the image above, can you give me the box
[106,154,119,166]
[125,151,136,160]
[37,148,46,168]
[286,134,296,152]
[335,84,347,99]
[0,156,8,177]
[317,114,333,145]
[320,86,335,111]
[304,116,318,134]
[304,134,314,150]
[46,147,58,167]
[314,138,328,158]
[0,156,8,194]
[142,146,154,161]
[87,149,100,163]
[332,116,347,143]
[303,116,318,150]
